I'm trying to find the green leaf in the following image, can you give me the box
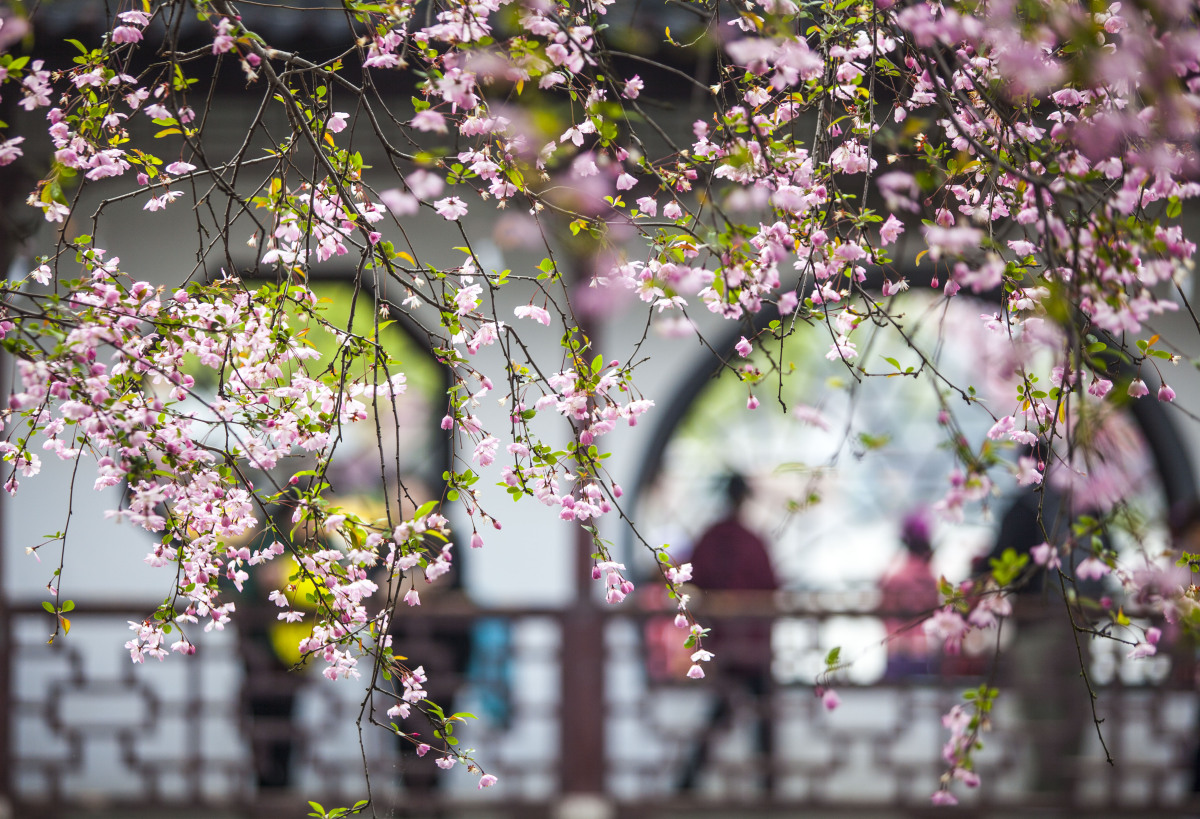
[412,500,438,519]
[42,601,55,613]
[989,547,1029,587]
[825,646,841,667]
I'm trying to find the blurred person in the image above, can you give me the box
[878,509,940,678]
[677,472,779,794]
[990,478,1089,798]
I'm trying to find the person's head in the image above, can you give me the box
[900,508,933,559]
[723,472,751,511]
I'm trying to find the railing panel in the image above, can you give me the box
[7,602,1200,815]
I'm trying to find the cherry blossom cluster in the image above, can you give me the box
[3,0,1200,802]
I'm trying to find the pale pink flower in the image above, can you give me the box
[479,773,499,788]
[327,112,349,133]
[931,790,958,805]
[1159,384,1175,402]
[514,304,552,325]
[112,26,143,44]
[379,188,419,216]
[1030,542,1061,570]
[212,17,236,54]
[735,336,752,357]
[623,75,643,99]
[1076,557,1111,581]
[407,169,444,200]
[687,663,705,679]
[1128,640,1157,659]
[879,213,904,244]
[954,768,981,788]
[411,110,447,132]
[118,10,152,25]
[822,689,840,710]
[1015,455,1043,486]
[1128,379,1149,398]
[435,197,468,221]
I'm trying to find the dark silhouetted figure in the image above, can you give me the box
[678,473,778,795]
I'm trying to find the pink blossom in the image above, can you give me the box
[923,225,982,259]
[924,608,970,654]
[1128,640,1157,660]
[930,790,958,806]
[879,213,904,245]
[411,110,447,133]
[479,773,499,788]
[735,336,752,357]
[687,663,705,679]
[435,197,468,221]
[407,169,444,200]
[623,75,643,99]
[514,304,552,325]
[118,10,152,25]
[822,689,840,710]
[112,26,143,44]
[1128,379,1149,398]
[1159,384,1175,402]
[0,136,24,166]
[954,768,981,788]
[1076,557,1111,581]
[416,743,430,757]
[1030,542,1061,570]
[212,17,236,54]
[327,112,349,133]
[379,189,419,216]
[1015,455,1043,487]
